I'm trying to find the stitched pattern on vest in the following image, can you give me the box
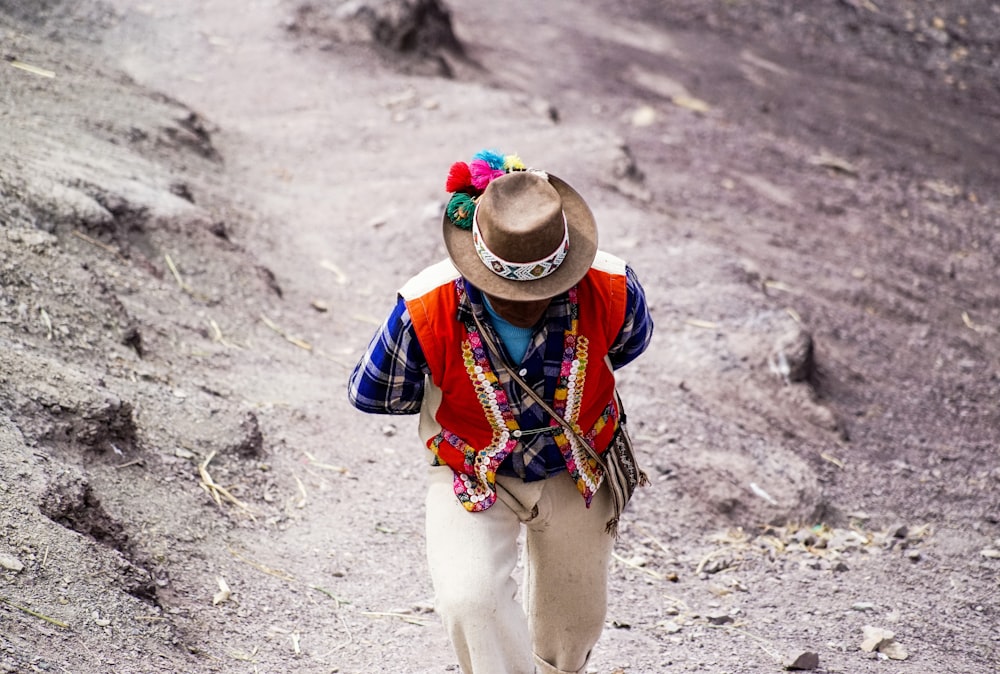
[428,321,519,512]
[547,288,606,505]
[427,280,620,511]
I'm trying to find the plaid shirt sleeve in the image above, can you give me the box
[607,265,654,370]
[348,264,652,414]
[347,296,429,414]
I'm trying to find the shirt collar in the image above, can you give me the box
[456,278,574,332]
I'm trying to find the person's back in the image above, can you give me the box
[349,149,653,674]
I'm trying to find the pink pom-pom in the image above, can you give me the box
[445,161,472,193]
[470,159,506,190]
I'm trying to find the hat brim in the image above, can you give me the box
[442,174,598,302]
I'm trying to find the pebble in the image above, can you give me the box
[860,625,893,652]
[631,105,657,127]
[0,554,24,572]
[860,624,907,659]
[879,640,908,660]
[770,327,814,382]
[792,528,816,546]
[706,613,733,625]
[657,619,683,634]
[784,651,819,670]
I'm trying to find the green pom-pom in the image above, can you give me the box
[447,192,476,231]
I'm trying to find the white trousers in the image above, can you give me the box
[425,465,615,674]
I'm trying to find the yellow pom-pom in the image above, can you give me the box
[503,154,526,171]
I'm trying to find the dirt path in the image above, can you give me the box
[2,1,998,672]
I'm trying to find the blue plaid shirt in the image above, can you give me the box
[348,265,654,481]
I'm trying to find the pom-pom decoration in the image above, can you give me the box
[444,149,529,228]
[470,159,506,190]
[503,154,525,171]
[446,192,476,231]
[473,149,506,170]
[445,161,472,193]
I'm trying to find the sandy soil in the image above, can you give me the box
[1,1,998,672]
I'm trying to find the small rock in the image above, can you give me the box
[879,639,908,660]
[381,424,397,437]
[657,620,683,634]
[851,602,876,612]
[770,327,814,382]
[860,625,894,653]
[228,412,264,457]
[784,651,819,670]
[706,613,733,625]
[701,554,733,574]
[0,553,24,572]
[980,548,1000,559]
[791,528,816,546]
[630,105,657,127]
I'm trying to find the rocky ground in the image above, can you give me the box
[1,1,998,672]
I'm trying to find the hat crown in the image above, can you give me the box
[442,155,598,302]
[476,172,565,264]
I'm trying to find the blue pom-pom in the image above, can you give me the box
[473,149,505,170]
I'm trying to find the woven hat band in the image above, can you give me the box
[472,205,570,282]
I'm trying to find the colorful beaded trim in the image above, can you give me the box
[546,288,610,506]
[427,282,519,512]
[428,281,615,511]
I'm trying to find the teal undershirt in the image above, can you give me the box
[482,296,533,364]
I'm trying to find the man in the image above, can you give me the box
[348,150,653,674]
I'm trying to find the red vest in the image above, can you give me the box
[401,253,628,512]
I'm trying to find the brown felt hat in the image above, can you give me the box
[443,170,598,302]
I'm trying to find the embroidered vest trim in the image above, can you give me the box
[405,255,628,512]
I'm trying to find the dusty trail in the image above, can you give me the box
[1,0,998,672]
